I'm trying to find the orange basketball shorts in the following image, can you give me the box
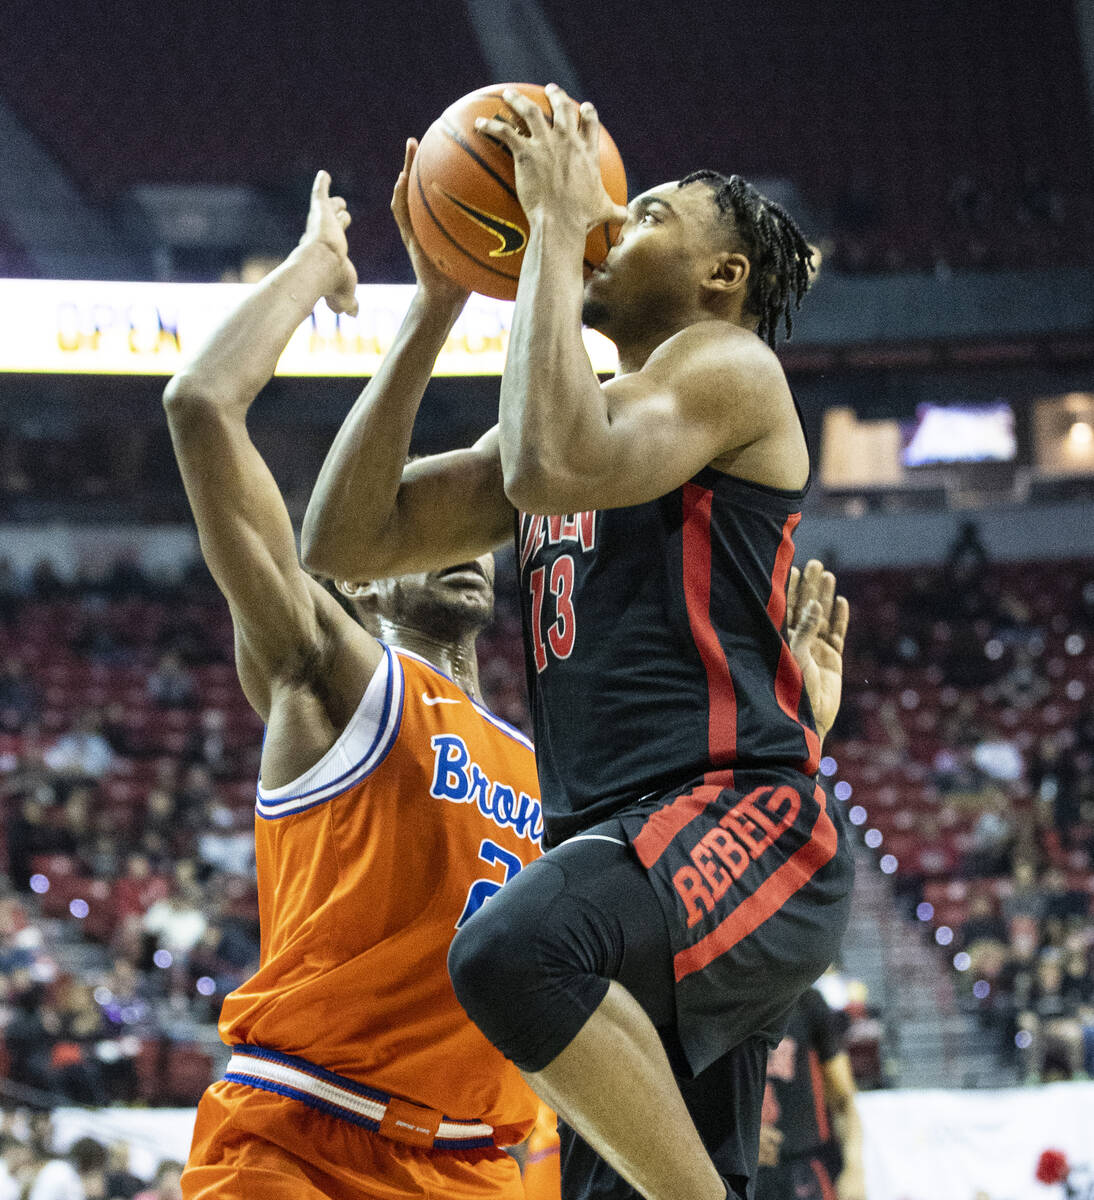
[182,1080,525,1200]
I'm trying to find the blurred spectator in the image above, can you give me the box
[993,648,1050,712]
[1029,735,1081,836]
[103,1143,143,1200]
[183,708,235,776]
[959,892,1008,952]
[0,657,39,731]
[146,653,196,710]
[964,791,1015,876]
[48,980,112,1105]
[972,733,1024,784]
[28,1135,107,1200]
[142,885,208,961]
[1018,954,1085,1081]
[133,1161,183,1200]
[0,1132,34,1200]
[43,711,116,780]
[5,985,60,1099]
[113,855,171,924]
[0,557,26,626]
[7,791,71,889]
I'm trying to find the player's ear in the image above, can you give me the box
[336,579,378,605]
[703,251,749,298]
[336,580,383,620]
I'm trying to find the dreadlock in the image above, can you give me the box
[679,170,815,348]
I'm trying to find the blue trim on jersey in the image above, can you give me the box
[258,647,397,807]
[224,1072,384,1132]
[229,1044,392,1102]
[225,1045,497,1151]
[396,646,535,751]
[469,699,535,752]
[255,653,406,820]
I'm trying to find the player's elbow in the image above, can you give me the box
[503,457,594,516]
[162,373,224,424]
[298,512,342,579]
[300,508,377,583]
[502,448,565,514]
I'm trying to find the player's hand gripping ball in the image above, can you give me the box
[407,83,627,300]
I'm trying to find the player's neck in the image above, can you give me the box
[374,620,484,704]
[612,311,712,374]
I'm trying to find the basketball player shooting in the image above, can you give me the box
[164,172,547,1200]
[162,160,847,1200]
[303,85,852,1200]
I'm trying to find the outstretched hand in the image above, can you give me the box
[787,559,849,745]
[391,139,470,307]
[300,170,359,317]
[473,84,628,233]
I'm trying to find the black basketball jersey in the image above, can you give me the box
[516,464,821,847]
[763,987,842,1159]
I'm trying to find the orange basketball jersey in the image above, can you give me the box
[216,645,543,1147]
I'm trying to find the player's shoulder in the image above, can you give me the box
[393,648,535,757]
[644,320,788,409]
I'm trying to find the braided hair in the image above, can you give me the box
[679,170,815,347]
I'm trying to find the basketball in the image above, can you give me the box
[407,83,628,301]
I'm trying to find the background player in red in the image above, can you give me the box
[164,171,544,1200]
[756,986,867,1200]
[304,93,853,1199]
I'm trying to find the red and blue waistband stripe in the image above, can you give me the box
[224,1044,496,1151]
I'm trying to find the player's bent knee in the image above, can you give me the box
[447,862,554,1025]
[448,859,609,1072]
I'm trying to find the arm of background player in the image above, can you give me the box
[301,140,514,582]
[821,1053,867,1200]
[164,176,382,720]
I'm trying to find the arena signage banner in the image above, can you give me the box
[0,278,619,376]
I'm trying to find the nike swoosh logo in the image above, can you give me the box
[439,189,527,257]
[422,694,461,706]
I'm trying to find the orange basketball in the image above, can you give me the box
[407,83,628,301]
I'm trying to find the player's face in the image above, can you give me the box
[582,181,721,333]
[376,552,496,639]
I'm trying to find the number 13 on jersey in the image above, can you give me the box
[528,555,576,673]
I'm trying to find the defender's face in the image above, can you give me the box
[376,552,496,637]
[582,181,721,331]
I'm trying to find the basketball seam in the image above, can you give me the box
[440,119,520,203]
[414,164,520,284]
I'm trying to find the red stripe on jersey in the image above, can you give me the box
[673,784,838,981]
[766,512,821,773]
[632,784,721,869]
[808,1048,831,1143]
[811,1158,838,1200]
[682,483,738,765]
[765,511,800,629]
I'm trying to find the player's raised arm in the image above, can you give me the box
[164,172,381,720]
[300,140,514,584]
[476,85,812,515]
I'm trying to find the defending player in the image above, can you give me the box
[756,987,867,1200]
[165,173,544,1200]
[303,99,852,1199]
